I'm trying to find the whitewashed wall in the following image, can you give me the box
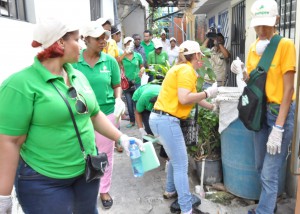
[0,0,92,84]
[0,18,37,83]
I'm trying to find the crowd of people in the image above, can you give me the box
[0,0,297,213]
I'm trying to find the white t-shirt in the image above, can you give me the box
[160,38,170,52]
[167,46,179,65]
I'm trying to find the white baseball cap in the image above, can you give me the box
[123,37,134,44]
[96,17,114,26]
[250,0,278,27]
[161,29,166,35]
[81,21,110,38]
[170,37,177,42]
[154,40,163,49]
[179,40,204,56]
[32,17,78,49]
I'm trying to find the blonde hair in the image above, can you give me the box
[176,48,195,65]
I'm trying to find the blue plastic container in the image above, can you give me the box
[221,119,286,200]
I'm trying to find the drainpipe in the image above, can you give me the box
[113,0,119,25]
[181,14,185,42]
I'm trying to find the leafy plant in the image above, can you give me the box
[187,45,221,160]
[194,107,220,160]
[196,46,216,92]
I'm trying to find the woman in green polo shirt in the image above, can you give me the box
[72,21,126,210]
[0,18,143,214]
[120,37,145,128]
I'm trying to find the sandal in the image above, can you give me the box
[100,193,113,209]
[126,123,135,128]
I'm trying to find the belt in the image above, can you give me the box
[152,109,177,118]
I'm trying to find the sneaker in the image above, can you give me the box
[170,194,201,213]
[191,208,209,214]
[163,191,177,199]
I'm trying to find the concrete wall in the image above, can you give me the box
[122,5,145,39]
[101,0,115,22]
[33,0,91,24]
[0,18,37,83]
[0,0,92,84]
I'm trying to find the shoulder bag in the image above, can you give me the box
[120,66,130,90]
[237,35,282,131]
[50,81,108,183]
[180,104,199,146]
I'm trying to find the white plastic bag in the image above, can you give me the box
[141,72,149,85]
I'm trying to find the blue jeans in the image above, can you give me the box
[124,89,136,123]
[149,112,192,213]
[254,102,295,214]
[16,159,100,214]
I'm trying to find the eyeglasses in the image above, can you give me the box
[67,87,88,114]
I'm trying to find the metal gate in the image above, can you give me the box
[228,0,245,87]
[218,10,229,49]
[277,0,297,40]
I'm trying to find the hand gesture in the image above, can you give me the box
[119,135,145,156]
[267,126,284,155]
[0,195,12,214]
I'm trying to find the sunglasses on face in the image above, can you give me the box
[67,87,88,114]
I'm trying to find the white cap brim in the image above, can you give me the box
[250,16,276,27]
[124,37,133,44]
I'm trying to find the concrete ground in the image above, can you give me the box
[12,119,296,214]
[99,119,296,214]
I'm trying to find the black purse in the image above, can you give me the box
[51,81,108,183]
[180,105,199,146]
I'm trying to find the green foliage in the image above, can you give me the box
[196,46,216,92]
[186,45,220,160]
[187,107,221,160]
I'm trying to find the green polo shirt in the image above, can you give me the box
[132,84,161,112]
[0,57,100,179]
[122,52,143,85]
[141,40,155,57]
[72,50,120,115]
[147,50,168,66]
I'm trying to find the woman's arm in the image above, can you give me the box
[0,135,26,195]
[276,71,295,126]
[198,99,214,110]
[113,86,122,99]
[178,88,207,105]
[91,111,122,142]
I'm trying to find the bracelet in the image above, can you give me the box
[204,91,208,98]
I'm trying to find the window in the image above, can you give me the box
[90,0,102,21]
[0,0,27,21]
[277,0,296,41]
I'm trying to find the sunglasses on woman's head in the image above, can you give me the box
[67,87,88,114]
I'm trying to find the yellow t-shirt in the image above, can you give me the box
[154,62,197,119]
[103,39,119,58]
[246,37,296,104]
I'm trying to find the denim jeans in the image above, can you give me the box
[124,89,136,123]
[254,102,295,214]
[16,159,100,214]
[141,110,152,135]
[149,112,192,213]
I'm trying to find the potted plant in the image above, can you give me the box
[187,46,223,185]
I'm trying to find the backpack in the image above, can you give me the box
[237,35,282,131]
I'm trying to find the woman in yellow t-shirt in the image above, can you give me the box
[149,40,218,214]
